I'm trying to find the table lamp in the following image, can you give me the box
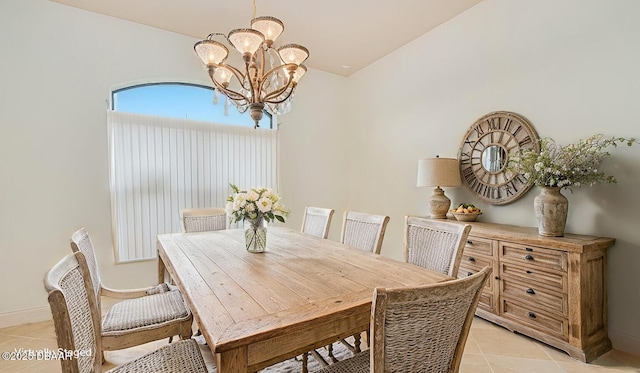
[416,156,461,219]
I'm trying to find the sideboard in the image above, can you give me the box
[454,220,615,362]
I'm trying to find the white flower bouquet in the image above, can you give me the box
[226,184,289,225]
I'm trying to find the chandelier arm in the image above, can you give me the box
[207,70,251,104]
[263,86,295,104]
[217,64,252,91]
[262,84,293,103]
[259,64,296,100]
[207,32,227,41]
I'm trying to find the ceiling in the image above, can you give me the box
[51,0,482,77]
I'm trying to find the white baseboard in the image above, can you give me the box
[0,306,52,329]
[609,329,640,357]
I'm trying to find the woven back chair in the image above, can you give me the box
[318,266,491,373]
[70,227,193,354]
[301,206,335,239]
[404,216,472,277]
[180,207,227,233]
[44,252,207,373]
[340,211,390,254]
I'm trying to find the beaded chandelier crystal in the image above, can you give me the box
[194,5,309,128]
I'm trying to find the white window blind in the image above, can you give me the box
[107,111,278,262]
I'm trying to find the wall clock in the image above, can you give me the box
[458,111,540,205]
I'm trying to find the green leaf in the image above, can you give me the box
[275,215,285,223]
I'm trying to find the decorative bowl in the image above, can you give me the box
[452,212,482,222]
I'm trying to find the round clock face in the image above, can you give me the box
[458,111,540,205]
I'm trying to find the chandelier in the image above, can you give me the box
[194,5,309,128]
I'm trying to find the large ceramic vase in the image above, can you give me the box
[244,217,267,253]
[533,186,568,237]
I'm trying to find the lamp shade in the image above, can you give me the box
[228,28,265,56]
[194,40,229,66]
[277,44,309,65]
[417,158,461,187]
[251,16,284,45]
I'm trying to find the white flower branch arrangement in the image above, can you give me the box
[507,134,637,189]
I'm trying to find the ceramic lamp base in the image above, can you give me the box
[429,187,451,219]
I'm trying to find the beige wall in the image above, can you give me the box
[1,0,639,356]
[345,0,640,355]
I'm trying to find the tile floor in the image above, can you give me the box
[1,317,639,372]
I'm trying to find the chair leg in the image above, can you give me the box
[300,352,308,373]
[310,350,330,368]
[179,321,194,340]
[340,332,362,354]
[327,343,338,363]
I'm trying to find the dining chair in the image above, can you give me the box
[404,216,472,277]
[301,206,335,239]
[340,211,390,254]
[317,266,491,373]
[70,227,193,357]
[325,210,390,361]
[180,207,227,233]
[44,251,208,373]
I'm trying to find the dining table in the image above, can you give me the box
[157,227,452,373]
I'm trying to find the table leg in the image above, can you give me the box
[158,253,167,284]
[216,347,248,373]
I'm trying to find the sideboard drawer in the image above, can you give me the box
[501,276,567,315]
[501,262,567,292]
[460,251,493,272]
[500,242,567,272]
[464,236,494,257]
[458,256,494,292]
[478,290,494,313]
[458,253,495,313]
[501,298,569,341]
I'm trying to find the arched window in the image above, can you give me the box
[112,82,272,128]
[108,82,278,262]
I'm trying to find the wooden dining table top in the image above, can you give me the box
[157,227,451,372]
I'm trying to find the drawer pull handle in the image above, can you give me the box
[528,312,537,318]
[467,272,473,277]
[526,288,536,295]
[468,257,476,262]
[467,240,473,244]
[525,247,533,252]
[494,276,500,280]
[526,270,532,274]
[524,254,534,260]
